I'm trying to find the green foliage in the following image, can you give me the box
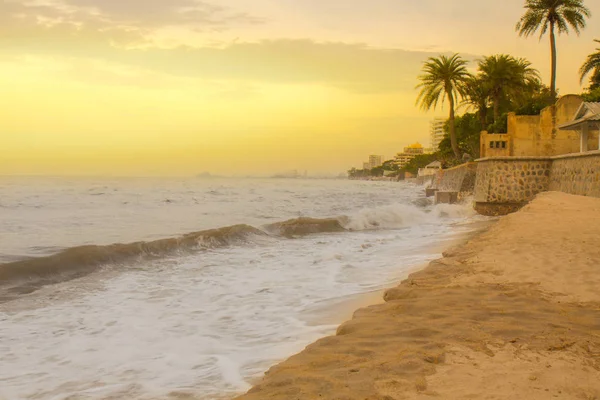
[461,76,491,129]
[347,159,400,178]
[516,0,591,39]
[400,154,439,175]
[580,39,600,88]
[461,54,543,132]
[516,0,591,97]
[416,54,472,158]
[416,54,471,111]
[347,168,364,178]
[477,54,540,128]
[370,166,385,177]
[514,84,555,115]
[590,69,600,91]
[441,113,482,158]
[381,159,400,172]
[582,87,600,102]
[487,113,509,134]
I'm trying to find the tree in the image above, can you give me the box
[462,76,491,130]
[440,113,482,159]
[400,154,438,175]
[478,55,540,128]
[381,159,400,172]
[416,54,472,159]
[516,0,591,99]
[580,39,600,90]
[590,69,600,91]
[582,87,600,102]
[514,82,555,115]
[370,166,385,177]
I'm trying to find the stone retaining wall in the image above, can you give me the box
[430,163,477,200]
[474,158,552,204]
[474,151,600,215]
[549,152,600,197]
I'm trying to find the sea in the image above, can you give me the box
[0,177,484,400]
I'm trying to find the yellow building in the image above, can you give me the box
[480,95,600,158]
[394,143,424,168]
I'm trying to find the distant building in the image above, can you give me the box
[418,161,442,177]
[363,162,371,170]
[394,143,424,168]
[368,155,383,169]
[430,118,447,151]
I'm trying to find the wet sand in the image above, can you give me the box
[235,192,600,400]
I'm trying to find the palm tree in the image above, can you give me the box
[462,76,491,130]
[516,0,591,99]
[416,54,471,159]
[580,39,600,88]
[478,55,540,126]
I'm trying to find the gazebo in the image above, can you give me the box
[558,102,600,152]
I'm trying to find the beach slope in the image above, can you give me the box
[235,192,600,400]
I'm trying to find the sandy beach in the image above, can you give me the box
[235,192,600,400]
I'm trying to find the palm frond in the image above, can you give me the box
[415,54,472,112]
[580,39,600,84]
[477,54,542,106]
[516,0,591,38]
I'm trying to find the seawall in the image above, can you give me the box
[427,163,477,203]
[474,151,600,215]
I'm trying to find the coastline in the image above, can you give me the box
[234,192,600,399]
[301,219,492,328]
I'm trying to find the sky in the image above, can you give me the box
[1,0,599,176]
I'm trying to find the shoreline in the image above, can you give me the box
[301,219,492,328]
[232,216,492,397]
[234,192,600,399]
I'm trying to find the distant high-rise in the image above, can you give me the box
[368,155,383,169]
[430,118,447,151]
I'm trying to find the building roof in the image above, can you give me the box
[559,102,600,130]
[408,142,423,149]
[425,161,442,168]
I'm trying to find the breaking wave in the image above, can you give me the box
[0,201,471,297]
[0,225,265,297]
[264,217,347,237]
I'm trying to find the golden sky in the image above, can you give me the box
[1,0,599,176]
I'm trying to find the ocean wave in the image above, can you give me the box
[264,217,346,237]
[0,225,266,296]
[342,203,431,231]
[0,201,473,296]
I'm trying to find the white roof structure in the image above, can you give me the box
[425,161,442,169]
[559,102,600,130]
[558,102,600,152]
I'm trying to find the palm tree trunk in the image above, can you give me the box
[493,97,500,129]
[447,93,460,159]
[479,107,487,131]
[550,20,557,99]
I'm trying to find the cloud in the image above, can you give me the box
[0,0,263,48]
[125,40,456,93]
[62,0,264,28]
[0,26,477,93]
[0,1,480,94]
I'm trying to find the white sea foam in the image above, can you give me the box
[0,178,483,400]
